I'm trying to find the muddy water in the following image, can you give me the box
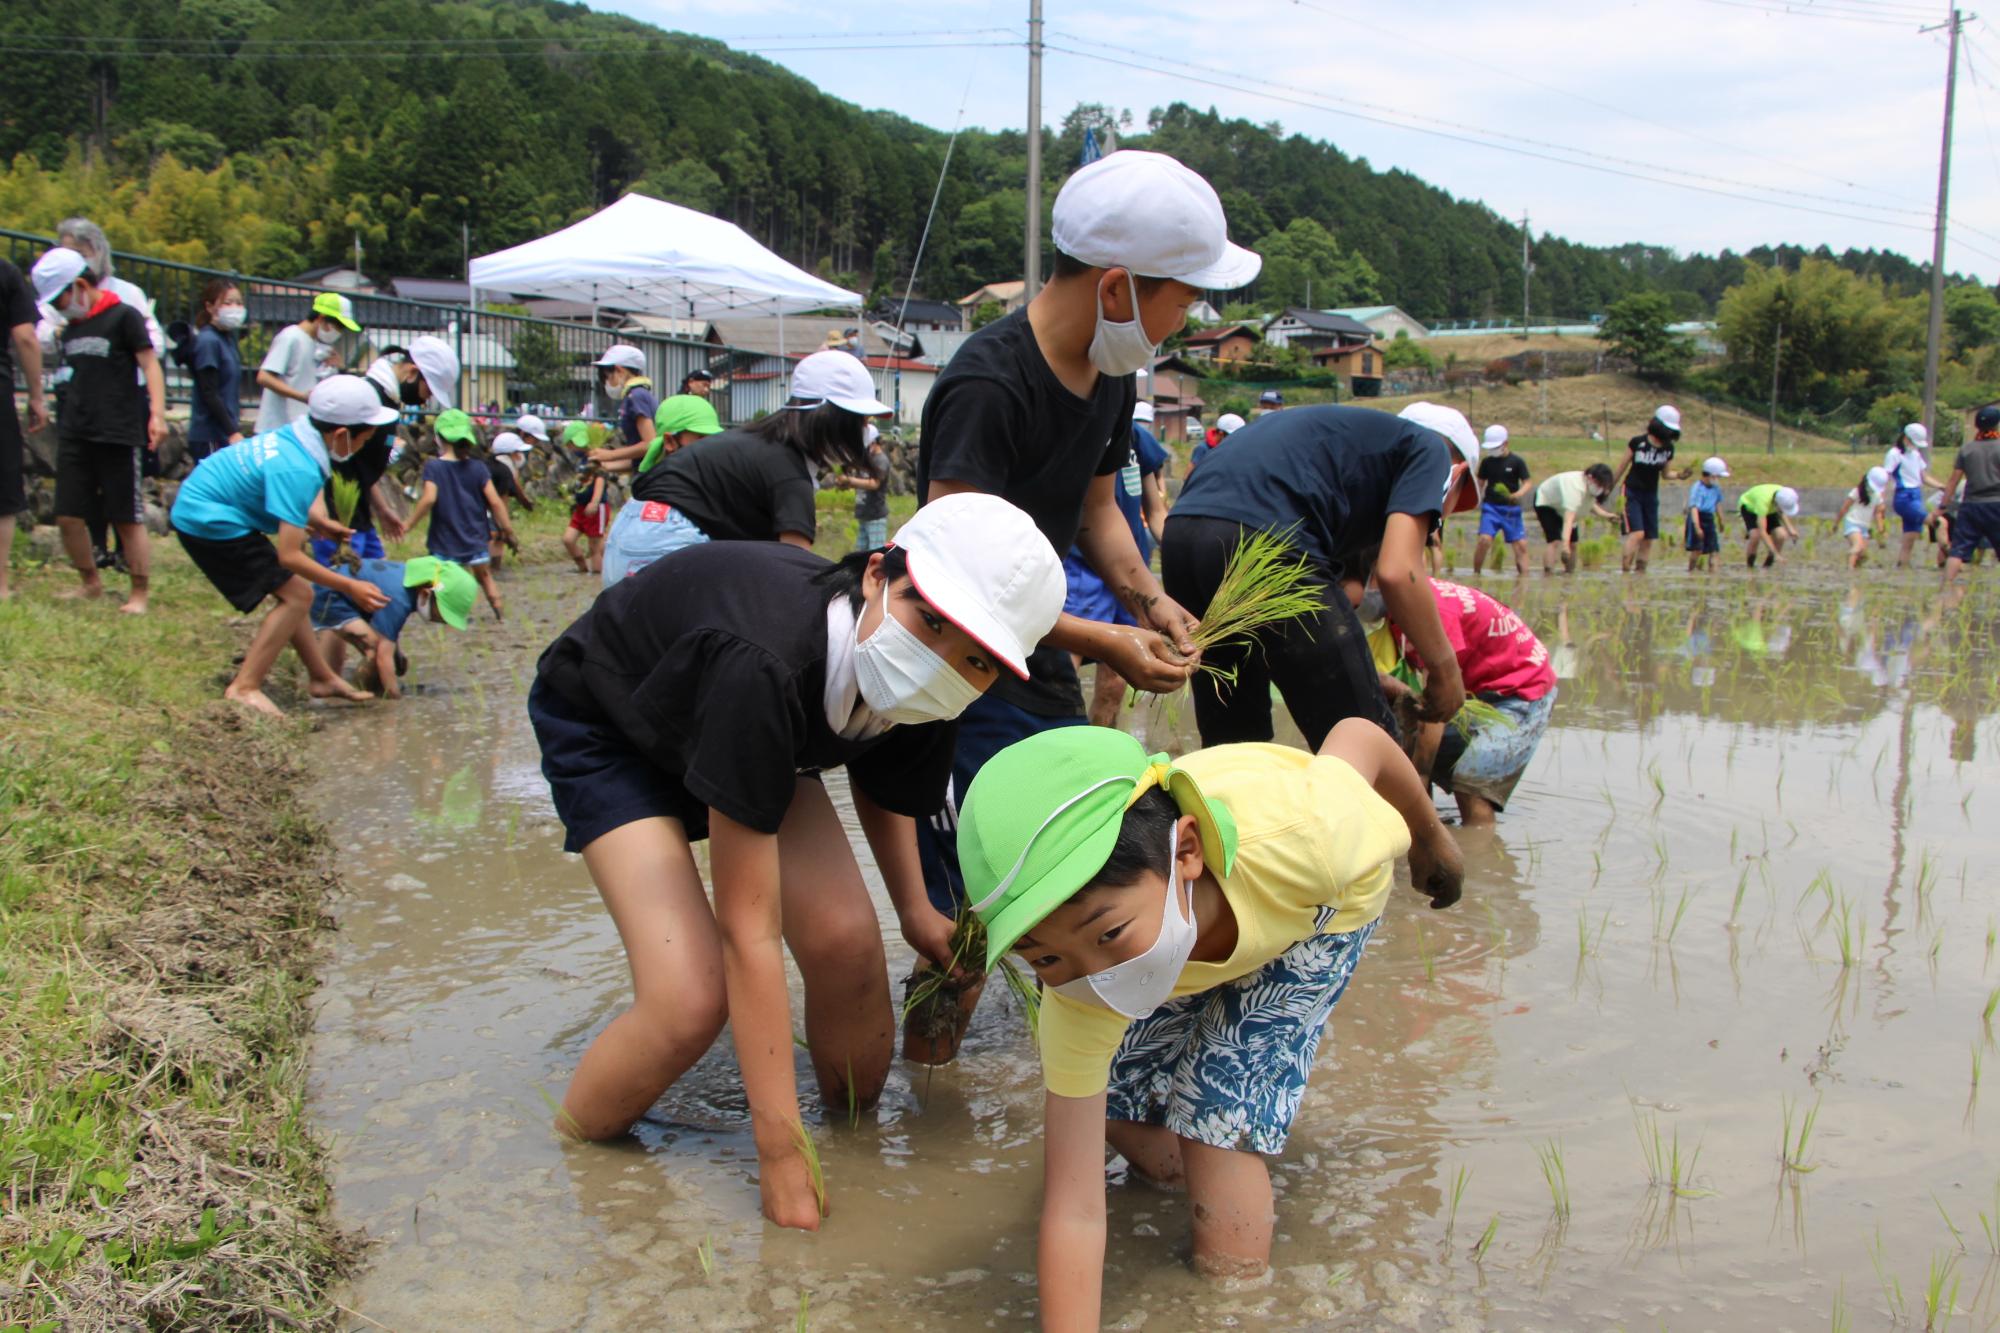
[312,564,2000,1330]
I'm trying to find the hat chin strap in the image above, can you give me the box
[970,775,1136,914]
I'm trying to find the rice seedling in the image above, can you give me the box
[796,1291,811,1332]
[1779,1095,1820,1174]
[696,1231,715,1277]
[789,1118,827,1218]
[1183,528,1327,687]
[1472,1214,1500,1262]
[1729,865,1752,925]
[1934,1194,1966,1252]
[1972,1042,1984,1094]
[1633,1107,1711,1198]
[1832,896,1864,969]
[1922,1251,1960,1330]
[1870,1227,1908,1324]
[1446,1164,1471,1239]
[1413,920,1436,984]
[1830,1279,1851,1333]
[1982,985,1999,1030]
[1326,1261,1356,1287]
[1535,1139,1571,1221]
[1976,1178,1999,1254]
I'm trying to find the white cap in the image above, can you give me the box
[1655,404,1683,433]
[1905,422,1930,449]
[1216,412,1247,436]
[307,374,401,428]
[892,493,1065,680]
[1481,424,1509,451]
[1867,465,1890,492]
[1051,150,1263,292]
[515,412,549,442]
[1133,401,1156,424]
[31,247,89,303]
[789,349,891,415]
[408,335,460,410]
[491,431,529,455]
[1775,486,1800,516]
[1399,402,1482,513]
[595,343,647,371]
[1701,456,1730,477]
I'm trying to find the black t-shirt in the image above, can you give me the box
[1624,432,1675,495]
[328,433,393,532]
[57,299,150,446]
[536,542,956,835]
[1477,452,1530,506]
[485,457,525,503]
[917,310,1134,715]
[631,427,817,542]
[1171,404,1449,575]
[0,260,35,384]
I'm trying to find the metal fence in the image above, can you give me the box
[0,227,790,430]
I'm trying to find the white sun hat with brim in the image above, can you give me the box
[407,335,460,410]
[1051,150,1264,292]
[308,374,401,428]
[31,247,89,304]
[1398,401,1482,512]
[1775,487,1801,516]
[1215,412,1247,435]
[1481,424,1508,451]
[514,412,549,442]
[1133,400,1156,424]
[789,349,891,415]
[594,343,647,372]
[890,493,1065,681]
[1701,456,1730,477]
[1904,422,1930,449]
[491,431,529,455]
[1655,404,1683,433]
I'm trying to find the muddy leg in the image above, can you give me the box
[1108,1121,1186,1188]
[1088,661,1130,730]
[1184,1140,1274,1279]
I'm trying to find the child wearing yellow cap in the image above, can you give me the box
[959,721,1461,1325]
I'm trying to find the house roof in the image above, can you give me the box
[1328,305,1404,322]
[708,316,911,360]
[617,313,716,342]
[872,296,961,326]
[390,276,475,304]
[957,280,1026,306]
[1148,353,1207,377]
[1182,324,1258,345]
[290,265,381,291]
[1273,308,1376,338]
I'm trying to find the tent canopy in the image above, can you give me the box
[468,193,862,319]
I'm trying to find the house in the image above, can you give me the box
[956,280,1027,322]
[1187,299,1222,325]
[1326,304,1430,341]
[871,296,962,333]
[288,265,380,294]
[708,317,921,362]
[389,276,475,305]
[1179,323,1259,364]
[1262,308,1376,352]
[1311,341,1385,396]
[1147,354,1209,445]
[617,313,717,345]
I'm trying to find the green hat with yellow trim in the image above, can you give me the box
[403,556,477,630]
[961,727,1238,969]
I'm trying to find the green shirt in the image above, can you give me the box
[1740,483,1782,516]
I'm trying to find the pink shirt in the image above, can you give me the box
[1398,579,1555,702]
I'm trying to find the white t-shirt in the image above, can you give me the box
[258,324,319,428]
[1884,444,1927,490]
[1533,470,1592,515]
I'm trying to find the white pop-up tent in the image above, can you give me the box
[468,193,863,319]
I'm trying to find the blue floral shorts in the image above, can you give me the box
[1103,912,1377,1156]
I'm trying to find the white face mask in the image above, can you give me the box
[316,324,343,346]
[1054,827,1197,1019]
[1086,270,1157,378]
[213,304,246,332]
[853,587,983,725]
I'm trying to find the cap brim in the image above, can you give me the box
[982,817,1126,969]
[830,392,893,417]
[1169,241,1264,292]
[903,553,1033,679]
[359,403,400,427]
[323,309,360,332]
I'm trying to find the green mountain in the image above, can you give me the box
[0,0,1970,317]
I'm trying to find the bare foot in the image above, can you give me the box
[224,685,287,720]
[310,677,376,704]
[119,596,148,615]
[58,581,105,601]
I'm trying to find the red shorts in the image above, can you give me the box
[568,503,608,539]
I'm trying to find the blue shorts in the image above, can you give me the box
[602,500,710,585]
[1434,690,1556,811]
[1061,552,1137,628]
[527,679,711,852]
[1477,502,1526,543]
[1624,491,1660,539]
[854,517,889,553]
[1948,499,2000,559]
[1894,486,1928,534]
[310,530,386,566]
[1104,912,1377,1156]
[1684,509,1720,554]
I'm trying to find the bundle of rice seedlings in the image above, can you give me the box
[900,907,1040,1063]
[1186,528,1328,685]
[327,473,363,570]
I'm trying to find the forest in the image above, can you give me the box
[0,0,1986,320]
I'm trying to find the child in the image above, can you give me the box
[1531,463,1618,574]
[169,376,398,718]
[1885,422,1945,568]
[257,292,358,429]
[311,555,476,698]
[1684,456,1729,573]
[1350,574,1557,826]
[1739,483,1801,567]
[957,720,1462,1321]
[405,408,516,619]
[1612,405,1694,573]
[528,493,1064,1230]
[1835,466,1890,570]
[32,247,166,612]
[565,462,609,575]
[1942,405,2000,584]
[485,431,535,568]
[1472,423,1532,576]
[838,423,892,552]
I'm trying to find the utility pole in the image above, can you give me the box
[1767,317,1785,455]
[1024,0,1044,300]
[1922,7,1966,438]
[1521,210,1531,339]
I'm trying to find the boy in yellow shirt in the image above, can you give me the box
[960,721,1461,1330]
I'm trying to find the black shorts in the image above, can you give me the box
[1948,499,2000,559]
[1535,504,1575,544]
[55,437,144,525]
[1684,509,1720,554]
[1624,491,1660,540]
[528,677,711,852]
[174,527,292,613]
[1740,506,1783,535]
[0,404,23,518]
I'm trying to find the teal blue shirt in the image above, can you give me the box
[171,420,332,540]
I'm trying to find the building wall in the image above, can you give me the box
[1360,309,1429,341]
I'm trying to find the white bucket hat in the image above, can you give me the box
[892,493,1065,680]
[1775,487,1800,516]
[491,431,530,455]
[1215,412,1247,436]
[595,343,647,372]
[307,374,401,428]
[31,247,90,304]
[1133,400,1156,424]
[790,349,891,416]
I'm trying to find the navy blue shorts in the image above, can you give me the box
[1948,499,2000,560]
[1477,501,1526,543]
[1624,491,1660,539]
[1684,509,1720,554]
[528,678,708,852]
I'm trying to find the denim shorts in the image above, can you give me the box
[602,500,710,585]
[311,530,386,566]
[1477,501,1525,543]
[854,517,889,552]
[1103,912,1377,1156]
[1434,689,1556,810]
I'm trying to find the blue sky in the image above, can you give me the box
[606,0,2000,282]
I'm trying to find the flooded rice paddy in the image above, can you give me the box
[311,561,2000,1330]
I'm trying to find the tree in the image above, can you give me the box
[1598,292,1694,384]
[1381,329,1438,373]
[1253,217,1380,310]
[1945,285,2000,354]
[970,300,1004,330]
[1715,259,1923,413]
[632,159,725,214]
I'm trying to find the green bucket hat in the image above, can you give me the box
[961,727,1239,969]
[560,420,591,449]
[655,393,722,438]
[434,408,477,446]
[403,556,477,630]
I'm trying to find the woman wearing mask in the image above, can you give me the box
[600,349,883,584]
[587,343,658,465]
[528,491,1064,1230]
[186,280,246,461]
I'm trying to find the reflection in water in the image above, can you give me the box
[313,568,2000,1330]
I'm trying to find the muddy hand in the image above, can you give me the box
[898,903,961,975]
[1415,668,1466,724]
[1101,624,1194,693]
[758,1146,826,1231]
[1408,831,1464,910]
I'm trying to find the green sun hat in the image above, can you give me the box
[961,727,1239,969]
[560,420,591,449]
[655,393,722,438]
[403,556,477,630]
[433,408,477,446]
[311,291,361,332]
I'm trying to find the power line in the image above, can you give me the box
[1692,0,1927,26]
